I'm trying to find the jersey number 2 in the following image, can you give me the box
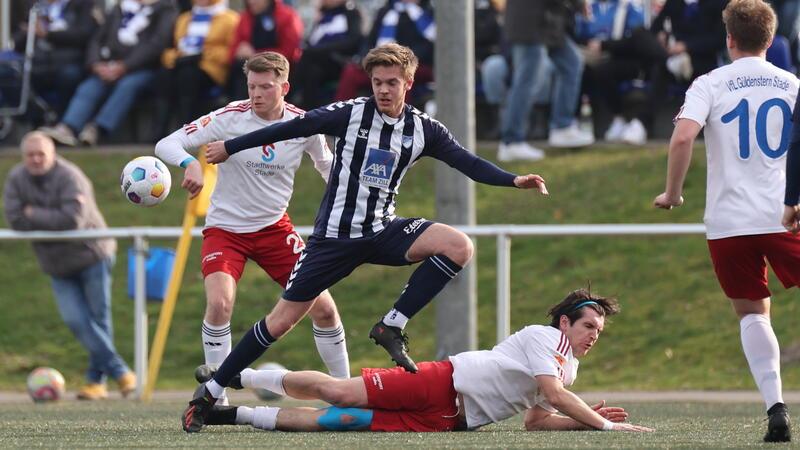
[721,98,792,159]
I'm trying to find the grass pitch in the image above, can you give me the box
[0,398,788,448]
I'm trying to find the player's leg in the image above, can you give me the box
[207,405,373,432]
[199,228,250,405]
[709,235,790,442]
[258,219,350,379]
[369,220,473,372]
[307,290,350,378]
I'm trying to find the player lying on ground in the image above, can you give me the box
[183,42,549,433]
[188,289,653,433]
[654,0,794,442]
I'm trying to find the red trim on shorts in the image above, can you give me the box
[707,232,800,300]
[361,361,460,432]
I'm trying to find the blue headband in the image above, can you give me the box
[570,300,598,312]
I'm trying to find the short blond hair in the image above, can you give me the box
[243,51,290,81]
[723,0,776,53]
[362,43,419,81]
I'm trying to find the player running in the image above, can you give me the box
[182,43,548,432]
[189,289,653,433]
[654,0,797,442]
[155,52,351,406]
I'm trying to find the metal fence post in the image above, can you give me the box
[132,235,148,400]
[496,234,511,342]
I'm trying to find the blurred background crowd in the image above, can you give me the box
[1,0,799,160]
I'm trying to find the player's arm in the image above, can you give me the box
[207,104,349,164]
[783,91,800,232]
[155,114,228,198]
[423,120,548,194]
[654,118,702,209]
[524,401,628,431]
[305,135,334,182]
[535,375,653,432]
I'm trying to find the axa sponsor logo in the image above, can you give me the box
[364,162,388,177]
[262,144,276,163]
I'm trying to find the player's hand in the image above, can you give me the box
[654,192,683,209]
[182,160,204,199]
[591,400,628,423]
[205,141,229,164]
[782,205,800,233]
[514,174,549,195]
[611,422,655,432]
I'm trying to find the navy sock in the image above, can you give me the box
[213,318,275,388]
[393,255,463,318]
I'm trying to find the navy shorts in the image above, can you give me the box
[282,217,434,301]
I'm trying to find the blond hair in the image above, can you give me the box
[723,0,777,53]
[243,51,290,81]
[362,43,419,81]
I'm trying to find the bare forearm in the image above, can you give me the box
[665,139,693,200]
[527,413,591,431]
[548,390,608,430]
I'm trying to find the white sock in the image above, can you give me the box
[205,379,224,399]
[740,314,784,410]
[202,321,231,403]
[235,406,254,425]
[252,406,280,430]
[241,367,288,396]
[382,308,409,329]
[313,323,351,379]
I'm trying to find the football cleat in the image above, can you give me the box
[193,365,243,390]
[369,321,418,373]
[181,384,217,433]
[764,402,791,442]
[206,405,239,426]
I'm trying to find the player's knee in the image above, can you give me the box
[308,291,339,325]
[205,294,234,322]
[319,382,358,407]
[444,233,474,265]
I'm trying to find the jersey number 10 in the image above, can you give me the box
[721,97,792,160]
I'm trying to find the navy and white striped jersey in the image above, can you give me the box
[225,96,517,239]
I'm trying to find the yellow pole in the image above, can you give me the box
[142,152,216,402]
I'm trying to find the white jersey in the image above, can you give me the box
[155,100,332,233]
[676,57,799,239]
[449,325,578,429]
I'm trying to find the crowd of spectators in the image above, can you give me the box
[2,0,800,154]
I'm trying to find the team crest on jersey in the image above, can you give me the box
[402,134,413,148]
[200,115,211,127]
[262,144,276,162]
[361,147,397,188]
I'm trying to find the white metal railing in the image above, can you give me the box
[0,223,706,398]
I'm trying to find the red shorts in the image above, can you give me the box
[200,213,305,285]
[361,361,461,432]
[707,232,800,300]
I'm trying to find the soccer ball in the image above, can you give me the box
[27,367,65,403]
[120,156,171,207]
[253,362,286,401]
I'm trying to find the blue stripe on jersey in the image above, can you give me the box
[361,121,396,236]
[381,112,417,221]
[337,101,376,238]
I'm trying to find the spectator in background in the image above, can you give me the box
[498,0,593,163]
[38,0,176,147]
[227,0,303,101]
[650,0,728,83]
[12,0,98,121]
[766,0,800,68]
[288,0,361,110]
[334,0,435,104]
[3,132,136,401]
[153,0,238,139]
[576,0,667,145]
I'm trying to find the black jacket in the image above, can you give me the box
[363,0,435,65]
[14,0,97,71]
[86,0,177,72]
[504,0,583,47]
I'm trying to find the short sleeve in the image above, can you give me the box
[676,75,712,127]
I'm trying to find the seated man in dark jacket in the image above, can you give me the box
[13,0,98,120]
[39,0,176,146]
